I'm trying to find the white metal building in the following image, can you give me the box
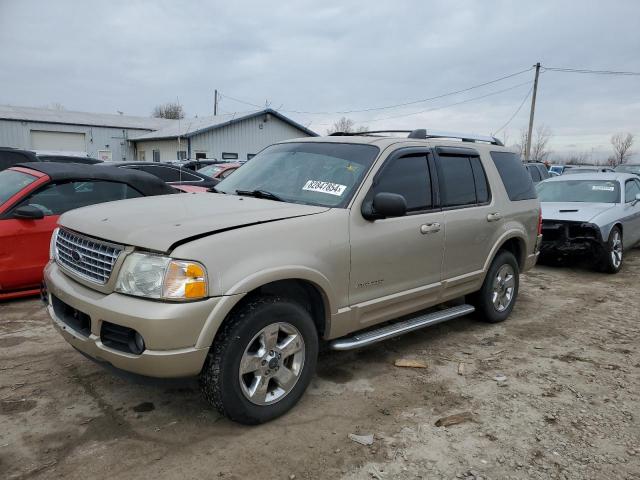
[130,109,317,163]
[0,105,316,163]
[0,105,173,161]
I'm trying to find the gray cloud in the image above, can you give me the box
[1,0,639,160]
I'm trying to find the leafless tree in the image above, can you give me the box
[565,151,589,165]
[607,133,634,167]
[152,102,185,119]
[512,125,552,162]
[326,117,368,135]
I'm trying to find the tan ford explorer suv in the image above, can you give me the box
[44,129,542,424]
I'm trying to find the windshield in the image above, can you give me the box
[198,165,223,176]
[215,142,379,207]
[536,179,620,203]
[0,169,38,205]
[615,164,640,175]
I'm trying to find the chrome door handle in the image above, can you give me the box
[487,212,502,222]
[420,222,441,234]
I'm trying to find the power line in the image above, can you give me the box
[312,80,533,127]
[493,82,535,136]
[542,66,640,76]
[219,66,534,115]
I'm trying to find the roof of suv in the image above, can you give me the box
[281,133,511,153]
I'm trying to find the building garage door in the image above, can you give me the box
[30,130,86,152]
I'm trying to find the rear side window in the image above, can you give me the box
[491,152,537,201]
[436,155,490,207]
[527,165,541,182]
[537,165,550,180]
[372,153,432,212]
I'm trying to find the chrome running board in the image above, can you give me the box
[329,304,475,351]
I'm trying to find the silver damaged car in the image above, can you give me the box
[537,172,640,273]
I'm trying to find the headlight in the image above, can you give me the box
[115,252,208,301]
[50,227,59,260]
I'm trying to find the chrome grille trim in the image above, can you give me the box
[55,228,123,284]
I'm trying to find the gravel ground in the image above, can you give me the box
[1,251,639,480]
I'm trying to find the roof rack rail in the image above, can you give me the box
[329,129,503,146]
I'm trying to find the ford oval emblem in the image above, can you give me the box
[71,250,83,264]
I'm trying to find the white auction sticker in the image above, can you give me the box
[302,180,347,196]
[592,185,615,191]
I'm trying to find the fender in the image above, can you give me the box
[482,227,528,273]
[195,265,336,348]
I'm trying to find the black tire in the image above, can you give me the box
[599,226,623,274]
[469,250,519,323]
[199,296,318,425]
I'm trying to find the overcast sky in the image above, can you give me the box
[1,0,639,160]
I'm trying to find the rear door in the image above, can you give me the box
[434,147,496,286]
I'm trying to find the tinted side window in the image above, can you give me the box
[625,179,640,202]
[373,154,431,212]
[528,165,541,182]
[470,157,490,203]
[537,165,550,180]
[16,181,142,216]
[437,156,477,207]
[491,152,537,201]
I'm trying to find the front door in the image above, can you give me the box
[349,149,444,327]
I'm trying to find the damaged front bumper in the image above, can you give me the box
[540,220,605,257]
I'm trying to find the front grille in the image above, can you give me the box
[55,228,122,284]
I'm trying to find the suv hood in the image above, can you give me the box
[59,193,329,252]
[541,202,616,223]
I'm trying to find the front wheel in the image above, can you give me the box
[469,250,519,323]
[600,226,623,274]
[199,296,318,425]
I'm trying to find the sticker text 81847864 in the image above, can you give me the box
[302,180,347,196]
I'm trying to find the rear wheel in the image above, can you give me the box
[199,296,318,425]
[469,250,519,323]
[600,226,623,274]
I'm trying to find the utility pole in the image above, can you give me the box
[524,62,541,161]
[214,89,218,116]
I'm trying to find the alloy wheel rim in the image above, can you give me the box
[238,322,305,406]
[611,231,623,268]
[491,264,515,312]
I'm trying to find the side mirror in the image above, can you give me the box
[13,205,45,220]
[362,192,407,220]
[633,193,640,205]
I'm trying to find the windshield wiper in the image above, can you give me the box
[208,186,226,194]
[235,189,284,202]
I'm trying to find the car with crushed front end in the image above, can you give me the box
[537,172,640,272]
[43,129,541,424]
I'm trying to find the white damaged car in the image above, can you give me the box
[537,172,640,273]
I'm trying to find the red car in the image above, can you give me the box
[0,163,174,300]
[197,162,241,180]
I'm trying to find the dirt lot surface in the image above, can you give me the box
[2,252,640,480]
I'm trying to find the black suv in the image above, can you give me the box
[526,162,551,183]
[0,147,102,171]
